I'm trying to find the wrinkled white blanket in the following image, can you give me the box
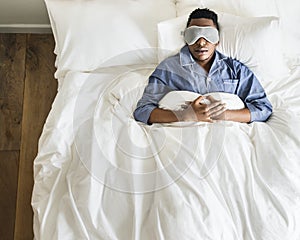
[32,66,300,240]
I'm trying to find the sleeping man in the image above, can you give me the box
[134,8,272,124]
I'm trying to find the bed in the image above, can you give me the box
[32,0,300,239]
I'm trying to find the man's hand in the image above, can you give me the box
[182,95,226,122]
[148,95,250,124]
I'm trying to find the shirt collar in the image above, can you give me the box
[179,45,226,67]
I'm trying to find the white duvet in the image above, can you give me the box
[32,64,300,240]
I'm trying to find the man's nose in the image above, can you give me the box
[197,37,207,47]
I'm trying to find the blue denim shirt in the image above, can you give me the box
[134,45,272,124]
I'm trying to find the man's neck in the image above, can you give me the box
[197,52,216,73]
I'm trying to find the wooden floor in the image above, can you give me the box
[0,33,57,240]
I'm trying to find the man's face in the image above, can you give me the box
[187,18,219,65]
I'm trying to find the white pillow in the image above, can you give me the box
[157,13,290,84]
[45,0,176,79]
[159,91,245,111]
[276,1,300,67]
[175,0,279,17]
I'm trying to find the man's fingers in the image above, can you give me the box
[194,96,206,105]
[206,100,224,110]
[209,104,227,117]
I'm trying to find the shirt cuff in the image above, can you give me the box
[134,105,157,125]
[246,103,272,122]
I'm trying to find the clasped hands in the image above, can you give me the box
[180,95,226,122]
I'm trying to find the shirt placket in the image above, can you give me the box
[207,62,222,92]
[191,64,209,94]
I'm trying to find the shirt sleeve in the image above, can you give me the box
[235,62,273,122]
[133,75,175,124]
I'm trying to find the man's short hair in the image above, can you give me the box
[186,8,219,30]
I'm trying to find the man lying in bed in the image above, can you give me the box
[134,8,272,124]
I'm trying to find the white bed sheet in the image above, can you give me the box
[32,65,300,240]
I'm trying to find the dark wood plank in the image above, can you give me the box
[0,34,26,151]
[14,34,57,240]
[0,151,19,240]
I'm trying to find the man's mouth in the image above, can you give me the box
[195,48,208,55]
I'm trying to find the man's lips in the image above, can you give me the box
[194,48,208,55]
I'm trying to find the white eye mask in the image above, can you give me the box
[183,26,219,45]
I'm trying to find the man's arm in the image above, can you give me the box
[211,108,251,123]
[234,62,272,122]
[148,108,179,124]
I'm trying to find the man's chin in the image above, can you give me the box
[191,52,211,63]
[197,56,209,62]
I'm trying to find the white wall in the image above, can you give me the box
[0,0,50,32]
